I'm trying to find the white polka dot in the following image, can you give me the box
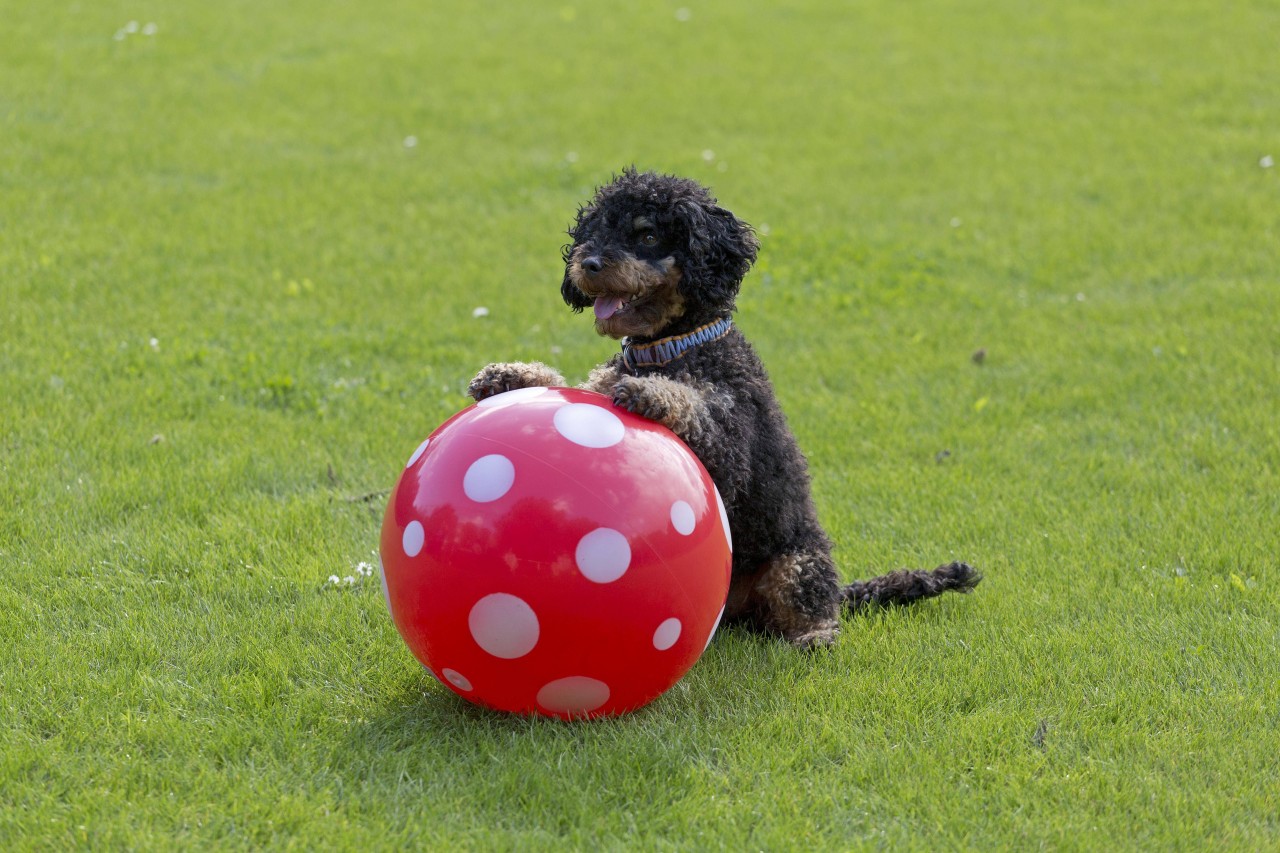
[463,454,515,503]
[468,593,539,658]
[553,403,625,448]
[402,520,424,557]
[378,555,393,615]
[714,486,732,552]
[476,386,549,408]
[704,605,726,652]
[575,528,631,583]
[405,437,431,468]
[670,500,696,535]
[442,669,473,691]
[653,617,682,650]
[536,676,610,715]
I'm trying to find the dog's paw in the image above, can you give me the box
[467,362,565,402]
[611,375,675,425]
[785,621,840,651]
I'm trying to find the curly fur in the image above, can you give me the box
[470,168,980,648]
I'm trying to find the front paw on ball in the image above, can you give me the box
[611,376,670,423]
[467,362,564,402]
[467,367,510,402]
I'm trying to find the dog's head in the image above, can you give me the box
[561,168,759,340]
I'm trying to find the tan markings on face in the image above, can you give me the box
[632,216,655,231]
[567,246,684,339]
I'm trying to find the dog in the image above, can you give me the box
[468,168,979,648]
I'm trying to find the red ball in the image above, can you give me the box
[379,387,732,719]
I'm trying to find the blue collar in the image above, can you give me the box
[622,317,734,370]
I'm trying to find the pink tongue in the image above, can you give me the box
[594,296,624,320]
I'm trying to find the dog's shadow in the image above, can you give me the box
[341,624,818,769]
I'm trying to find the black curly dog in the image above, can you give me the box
[469,168,980,648]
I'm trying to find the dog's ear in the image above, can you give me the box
[678,201,760,310]
[560,243,593,312]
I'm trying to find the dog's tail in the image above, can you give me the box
[840,561,982,613]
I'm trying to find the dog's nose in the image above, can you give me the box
[581,256,604,275]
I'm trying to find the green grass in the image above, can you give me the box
[3,0,1278,848]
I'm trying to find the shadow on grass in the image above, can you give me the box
[342,624,814,759]
[343,597,971,765]
[334,600,975,798]
[324,614,954,837]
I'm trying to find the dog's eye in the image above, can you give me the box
[638,232,658,247]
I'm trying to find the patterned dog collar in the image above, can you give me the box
[622,317,734,370]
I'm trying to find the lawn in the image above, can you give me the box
[3,0,1278,848]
